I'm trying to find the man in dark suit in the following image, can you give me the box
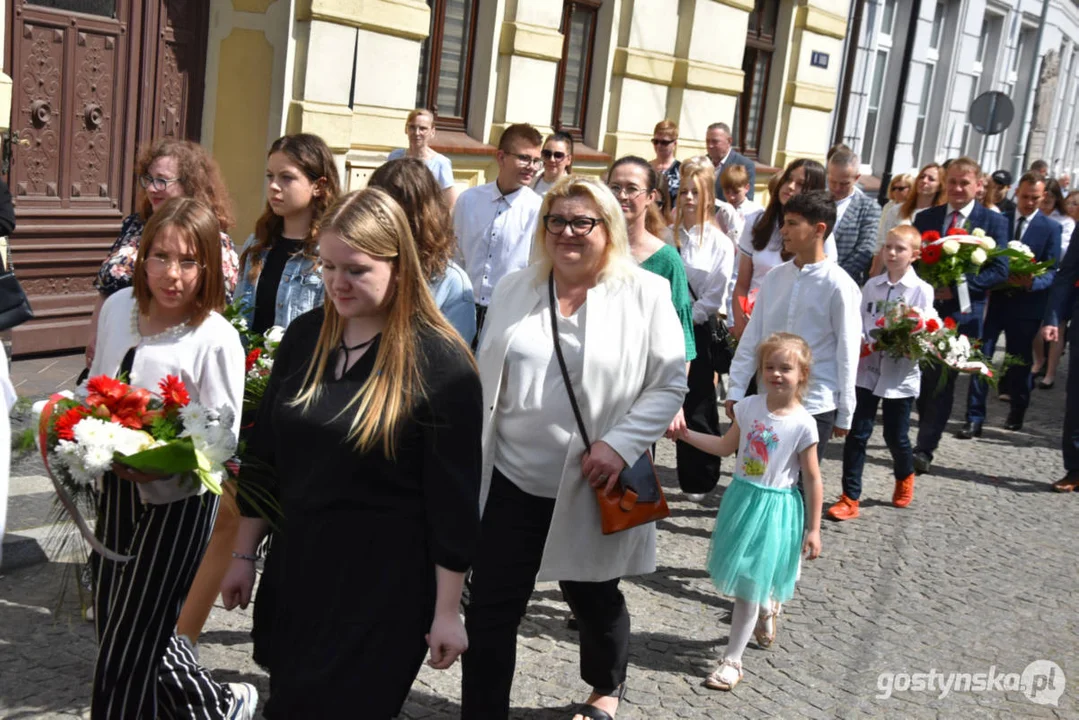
[962,172,1061,434]
[827,148,882,285]
[1042,224,1079,492]
[911,158,1010,474]
[706,122,755,203]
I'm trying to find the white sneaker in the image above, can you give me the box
[227,682,258,720]
[685,493,707,502]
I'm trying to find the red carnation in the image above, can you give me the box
[944,317,957,330]
[921,244,943,264]
[925,318,941,333]
[946,227,969,236]
[922,231,941,243]
[158,375,191,410]
[245,348,262,372]
[54,406,90,441]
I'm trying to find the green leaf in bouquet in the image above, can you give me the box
[114,437,224,495]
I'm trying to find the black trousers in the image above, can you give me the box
[91,473,232,719]
[472,304,489,351]
[676,323,722,493]
[461,469,630,720]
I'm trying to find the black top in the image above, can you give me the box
[242,307,482,718]
[251,235,304,334]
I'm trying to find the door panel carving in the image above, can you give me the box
[15,22,64,200]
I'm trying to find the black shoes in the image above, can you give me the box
[1003,412,1024,431]
[956,421,983,439]
[913,450,932,475]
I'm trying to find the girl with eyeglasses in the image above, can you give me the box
[388,108,459,208]
[649,119,681,207]
[87,197,254,720]
[89,139,240,368]
[175,133,341,658]
[532,132,574,196]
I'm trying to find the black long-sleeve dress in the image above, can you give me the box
[242,307,482,719]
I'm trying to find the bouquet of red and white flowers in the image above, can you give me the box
[917,228,996,289]
[862,301,1011,383]
[35,375,238,559]
[223,302,284,413]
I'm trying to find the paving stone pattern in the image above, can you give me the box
[1,366,1077,719]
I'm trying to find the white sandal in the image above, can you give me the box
[754,601,781,648]
[704,658,743,691]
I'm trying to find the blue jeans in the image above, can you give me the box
[915,299,985,457]
[841,387,915,500]
[966,312,1039,422]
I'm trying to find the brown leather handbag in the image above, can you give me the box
[548,273,670,535]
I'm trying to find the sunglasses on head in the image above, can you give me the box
[651,138,675,147]
[541,149,567,161]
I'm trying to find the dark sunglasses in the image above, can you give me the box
[651,138,675,147]
[541,149,567,161]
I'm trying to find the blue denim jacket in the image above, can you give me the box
[234,234,324,328]
[429,259,477,345]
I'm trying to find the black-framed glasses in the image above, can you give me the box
[543,214,604,236]
[651,138,675,147]
[139,174,183,192]
[608,184,648,199]
[145,256,203,278]
[510,153,543,168]
[541,149,567,161]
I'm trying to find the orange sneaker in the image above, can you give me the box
[893,474,915,508]
[826,495,860,521]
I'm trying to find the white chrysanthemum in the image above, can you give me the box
[218,405,236,430]
[179,403,209,432]
[82,444,115,475]
[1007,240,1035,258]
[264,326,285,344]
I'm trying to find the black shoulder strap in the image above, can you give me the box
[548,272,591,449]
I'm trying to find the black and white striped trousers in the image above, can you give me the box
[90,473,234,719]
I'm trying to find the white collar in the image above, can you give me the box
[1017,208,1039,222]
[947,200,976,217]
[870,266,919,289]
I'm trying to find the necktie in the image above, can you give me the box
[1015,216,1026,241]
[949,211,961,231]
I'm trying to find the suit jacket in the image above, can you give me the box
[991,211,1061,320]
[1044,225,1079,328]
[913,203,1010,312]
[714,150,756,202]
[832,189,882,285]
[475,263,687,582]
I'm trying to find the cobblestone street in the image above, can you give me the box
[1,360,1077,719]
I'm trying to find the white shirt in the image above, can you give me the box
[856,267,934,399]
[942,200,976,232]
[1048,209,1075,254]
[731,394,818,489]
[728,258,862,428]
[90,288,245,504]
[739,215,840,294]
[453,182,542,306]
[494,297,585,498]
[676,222,735,323]
[834,191,856,228]
[1014,209,1039,242]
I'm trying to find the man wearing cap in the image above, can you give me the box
[992,170,1016,215]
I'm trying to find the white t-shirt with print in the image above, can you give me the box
[732,394,818,490]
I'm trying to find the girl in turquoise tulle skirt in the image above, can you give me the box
[675,332,823,691]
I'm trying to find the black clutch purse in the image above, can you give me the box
[0,242,32,332]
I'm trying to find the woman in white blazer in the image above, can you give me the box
[461,176,687,720]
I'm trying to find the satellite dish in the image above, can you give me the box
[969,91,1015,135]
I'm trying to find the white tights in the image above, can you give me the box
[724,598,760,664]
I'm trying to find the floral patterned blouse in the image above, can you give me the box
[94,213,241,301]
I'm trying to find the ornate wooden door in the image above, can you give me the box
[4,0,209,356]
[5,0,139,355]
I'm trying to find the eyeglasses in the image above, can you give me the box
[651,138,675,147]
[509,153,543,168]
[608,184,648,199]
[139,174,183,192]
[541,149,567,161]
[145,256,203,278]
[543,214,604,236]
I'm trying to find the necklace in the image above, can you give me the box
[130,303,190,343]
[339,334,377,354]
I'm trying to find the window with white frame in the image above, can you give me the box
[976,19,989,65]
[929,1,946,50]
[881,0,897,36]
[913,62,935,161]
[961,74,979,155]
[863,49,889,165]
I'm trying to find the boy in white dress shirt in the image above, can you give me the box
[828,225,933,520]
[453,123,544,343]
[725,190,862,460]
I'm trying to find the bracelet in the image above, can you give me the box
[231,552,258,562]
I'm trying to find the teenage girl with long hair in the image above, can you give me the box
[221,188,481,719]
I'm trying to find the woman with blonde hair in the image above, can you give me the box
[388,108,459,207]
[669,158,736,500]
[463,176,688,719]
[649,119,681,206]
[221,188,482,718]
[869,172,915,276]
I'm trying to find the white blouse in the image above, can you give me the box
[90,288,245,504]
[740,214,839,294]
[675,222,736,323]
